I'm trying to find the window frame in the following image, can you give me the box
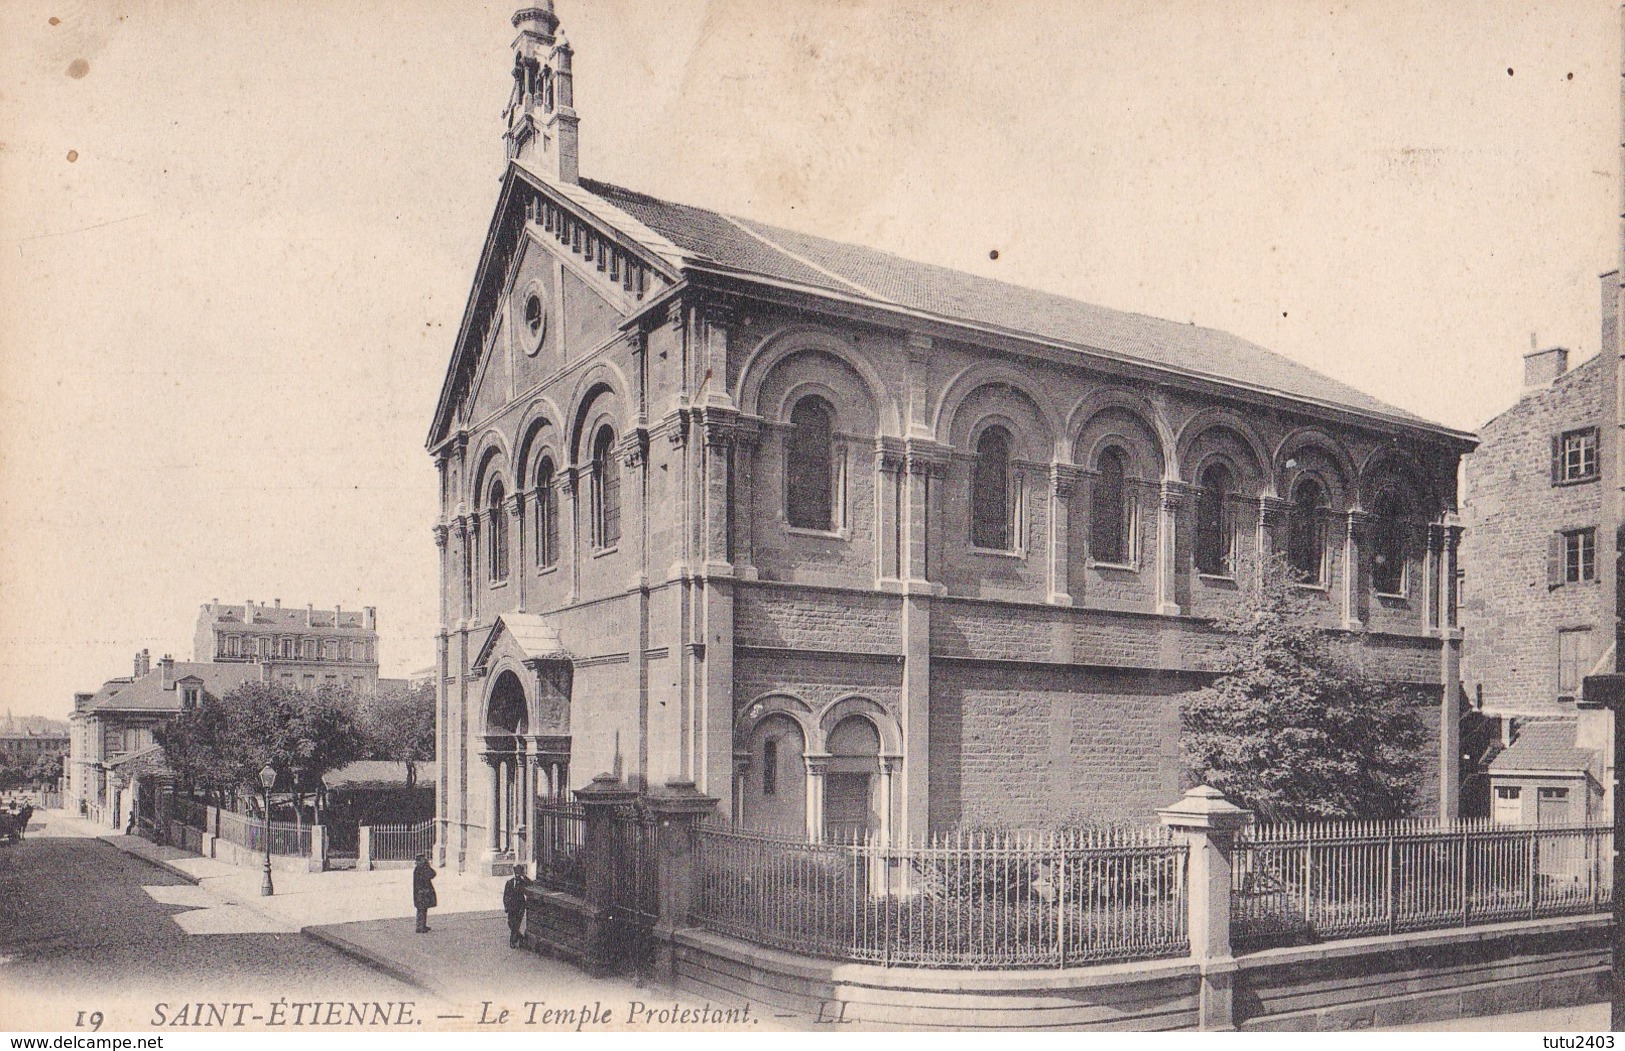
[535,458,559,570]
[1370,488,1412,598]
[969,425,1021,554]
[1563,528,1596,584]
[1555,427,1599,485]
[1286,477,1331,588]
[1557,626,1591,699]
[1194,463,1238,578]
[1088,446,1137,569]
[590,425,621,550]
[487,479,510,584]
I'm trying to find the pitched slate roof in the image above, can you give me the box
[1489,721,1598,776]
[579,177,1462,436]
[86,662,260,714]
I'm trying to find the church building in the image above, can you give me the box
[427,3,1477,873]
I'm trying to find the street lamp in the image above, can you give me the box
[258,763,276,897]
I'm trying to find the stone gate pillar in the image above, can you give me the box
[575,772,639,976]
[1158,785,1253,1031]
[645,778,720,981]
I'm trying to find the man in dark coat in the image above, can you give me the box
[503,864,529,948]
[412,853,437,933]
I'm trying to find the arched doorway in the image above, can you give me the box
[484,669,529,865]
[741,714,807,837]
[823,716,881,842]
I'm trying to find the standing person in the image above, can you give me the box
[412,853,437,933]
[502,864,529,948]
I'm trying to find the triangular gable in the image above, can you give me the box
[426,165,687,451]
[471,613,573,675]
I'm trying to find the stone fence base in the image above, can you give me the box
[655,914,1607,1031]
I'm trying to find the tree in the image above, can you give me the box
[27,752,63,789]
[154,692,240,803]
[1180,555,1427,821]
[357,681,436,787]
[0,758,23,792]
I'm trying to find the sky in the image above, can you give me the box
[0,0,1616,721]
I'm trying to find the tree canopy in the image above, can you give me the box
[1180,555,1428,821]
[356,680,436,786]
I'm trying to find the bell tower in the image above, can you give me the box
[503,3,579,184]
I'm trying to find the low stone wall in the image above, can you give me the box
[1234,914,1610,1031]
[520,886,612,976]
[662,914,1608,1031]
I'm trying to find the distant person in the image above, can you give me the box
[503,865,529,948]
[412,853,437,933]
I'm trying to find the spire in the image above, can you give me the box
[504,3,579,184]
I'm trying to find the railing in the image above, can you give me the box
[370,820,436,863]
[213,808,312,857]
[1232,818,1613,947]
[692,825,1189,968]
[533,800,587,894]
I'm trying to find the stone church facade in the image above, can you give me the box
[427,3,1477,873]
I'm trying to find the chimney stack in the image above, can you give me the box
[1522,346,1569,394]
[159,655,175,690]
[245,600,254,623]
[306,603,314,627]
[274,598,281,609]
[134,649,151,678]
[364,606,377,631]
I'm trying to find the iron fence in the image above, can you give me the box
[369,820,436,863]
[213,807,313,857]
[1232,818,1613,947]
[533,800,587,894]
[691,825,1189,968]
[605,805,662,968]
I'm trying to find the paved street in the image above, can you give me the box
[1,810,775,1033]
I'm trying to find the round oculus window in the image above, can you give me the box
[522,292,546,353]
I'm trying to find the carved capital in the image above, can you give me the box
[432,523,450,549]
[620,427,650,468]
[1051,463,1088,498]
[804,754,832,776]
[1344,509,1376,539]
[1257,495,1293,526]
[875,436,907,474]
[904,438,952,479]
[507,493,524,519]
[451,517,469,541]
[1160,479,1193,511]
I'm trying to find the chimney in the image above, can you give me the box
[1603,270,1619,362]
[245,599,254,623]
[274,598,281,609]
[159,655,175,690]
[74,692,93,712]
[134,649,151,678]
[1522,345,1569,393]
[503,3,580,184]
[306,603,314,627]
[364,606,377,631]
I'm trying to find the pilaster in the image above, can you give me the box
[1157,480,1191,615]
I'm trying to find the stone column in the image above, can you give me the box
[700,420,734,576]
[1048,464,1084,606]
[482,751,502,857]
[874,441,905,583]
[1157,785,1254,1031]
[1256,496,1291,581]
[1157,481,1189,615]
[804,754,829,841]
[645,779,721,981]
[561,467,580,603]
[452,517,471,623]
[468,514,482,624]
[1341,510,1373,630]
[508,492,526,611]
[574,773,640,976]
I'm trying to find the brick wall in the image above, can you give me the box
[1460,355,1606,715]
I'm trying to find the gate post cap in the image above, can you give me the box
[573,772,639,805]
[646,778,720,816]
[1157,785,1254,832]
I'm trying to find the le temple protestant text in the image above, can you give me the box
[142,999,756,1030]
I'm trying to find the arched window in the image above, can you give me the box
[488,480,510,582]
[1288,478,1328,584]
[971,426,1013,550]
[1195,463,1236,576]
[787,396,835,531]
[535,458,558,569]
[1091,447,1131,565]
[762,738,778,796]
[1371,488,1411,595]
[591,426,620,548]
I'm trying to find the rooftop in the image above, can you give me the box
[1488,720,1599,778]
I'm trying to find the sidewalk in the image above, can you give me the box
[41,809,781,1029]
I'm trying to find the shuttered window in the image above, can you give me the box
[1552,428,1599,485]
[1549,528,1596,587]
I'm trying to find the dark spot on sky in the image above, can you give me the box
[988,249,999,261]
[67,58,89,79]
[48,16,60,25]
[66,149,77,162]
[1282,312,1288,318]
[1506,67,1514,76]
[1567,72,1574,80]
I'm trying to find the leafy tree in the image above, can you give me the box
[0,758,23,792]
[218,681,367,796]
[1180,555,1427,821]
[27,752,64,788]
[154,691,240,803]
[357,681,436,787]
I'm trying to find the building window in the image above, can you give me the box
[1557,628,1590,698]
[1550,528,1597,587]
[971,426,1013,550]
[181,687,199,710]
[324,639,338,660]
[280,636,294,658]
[536,458,558,568]
[762,738,778,796]
[1370,488,1411,596]
[1493,785,1522,825]
[303,638,317,659]
[787,396,836,531]
[1287,478,1328,585]
[1536,786,1572,826]
[1090,447,1131,565]
[488,480,510,582]
[1553,428,1599,484]
[591,426,620,548]
[1195,463,1236,576]
[258,636,270,658]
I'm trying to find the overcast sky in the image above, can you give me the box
[0,0,1615,720]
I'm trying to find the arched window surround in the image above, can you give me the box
[486,478,511,584]
[1368,486,1415,598]
[1088,445,1137,569]
[590,425,621,550]
[534,455,560,570]
[1287,476,1331,587]
[1194,460,1239,578]
[784,394,847,535]
[969,423,1025,554]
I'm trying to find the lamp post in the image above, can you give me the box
[258,763,276,897]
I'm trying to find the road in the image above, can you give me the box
[0,817,418,1031]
